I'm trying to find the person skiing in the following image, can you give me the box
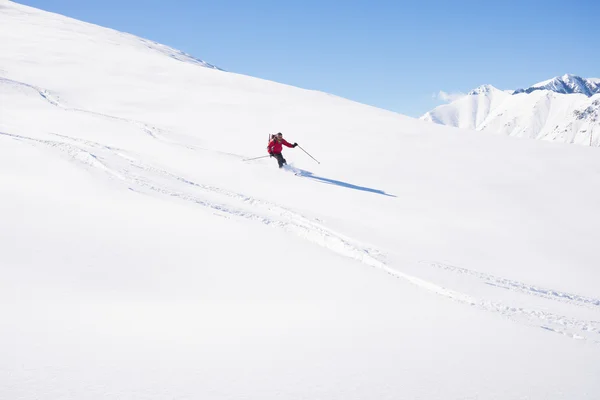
[267,132,298,168]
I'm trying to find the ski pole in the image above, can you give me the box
[243,155,270,162]
[298,145,320,164]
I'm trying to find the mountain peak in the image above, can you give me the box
[422,73,600,146]
[467,84,499,95]
[514,74,600,97]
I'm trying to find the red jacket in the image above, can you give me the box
[267,138,293,154]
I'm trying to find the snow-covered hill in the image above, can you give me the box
[422,74,600,145]
[2,1,600,399]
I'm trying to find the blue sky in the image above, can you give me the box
[17,0,600,117]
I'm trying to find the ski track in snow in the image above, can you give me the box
[0,77,236,155]
[2,78,599,343]
[423,262,600,308]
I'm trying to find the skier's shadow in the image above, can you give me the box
[298,170,396,197]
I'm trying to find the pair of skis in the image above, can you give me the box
[244,134,320,164]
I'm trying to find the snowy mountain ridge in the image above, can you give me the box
[137,37,223,71]
[422,74,600,145]
[514,74,600,96]
[467,84,497,95]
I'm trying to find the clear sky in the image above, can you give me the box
[15,0,600,117]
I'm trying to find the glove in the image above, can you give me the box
[293,143,298,147]
[269,152,274,157]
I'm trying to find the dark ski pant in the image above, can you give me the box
[272,152,287,168]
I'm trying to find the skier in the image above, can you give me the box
[267,132,298,168]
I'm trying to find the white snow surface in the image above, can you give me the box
[2,1,600,399]
[422,75,600,145]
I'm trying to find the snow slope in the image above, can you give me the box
[422,74,600,145]
[2,1,600,399]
